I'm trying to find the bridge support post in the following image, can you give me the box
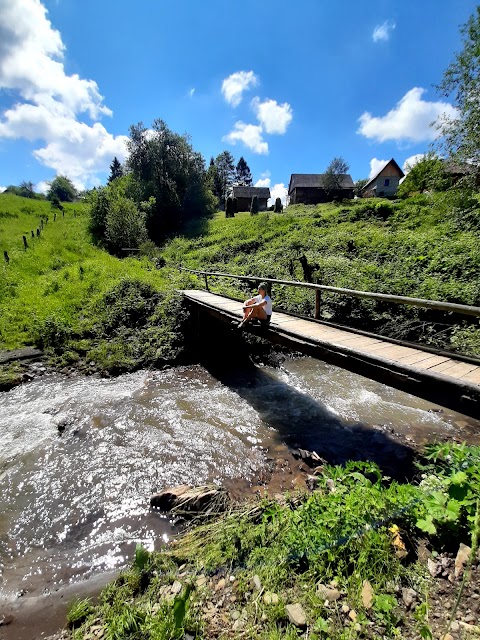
[315,290,321,319]
[204,274,209,291]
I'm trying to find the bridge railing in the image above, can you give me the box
[179,267,480,320]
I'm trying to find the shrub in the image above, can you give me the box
[225,196,235,218]
[250,195,259,215]
[105,196,148,255]
[274,197,283,213]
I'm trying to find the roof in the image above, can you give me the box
[231,186,271,198]
[361,159,405,191]
[288,173,354,193]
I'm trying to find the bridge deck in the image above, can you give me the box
[182,289,480,417]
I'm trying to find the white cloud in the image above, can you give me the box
[251,98,293,134]
[35,180,49,194]
[269,183,288,207]
[402,153,426,172]
[357,87,458,144]
[223,121,268,154]
[368,158,388,179]
[372,20,396,42]
[188,88,195,97]
[0,0,128,189]
[255,178,270,188]
[0,185,6,193]
[222,71,258,107]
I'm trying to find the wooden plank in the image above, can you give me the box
[431,362,479,379]
[410,355,452,370]
[461,368,480,384]
[394,351,445,366]
[366,345,420,360]
[428,359,463,374]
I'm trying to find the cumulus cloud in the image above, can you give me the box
[0,185,6,193]
[402,153,426,172]
[372,20,396,43]
[357,87,458,144]
[223,122,268,154]
[222,71,258,107]
[368,158,389,179]
[254,177,287,206]
[251,98,293,134]
[0,0,128,188]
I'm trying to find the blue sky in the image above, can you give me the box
[0,0,477,202]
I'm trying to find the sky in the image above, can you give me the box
[0,0,477,204]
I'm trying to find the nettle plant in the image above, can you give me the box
[415,443,480,538]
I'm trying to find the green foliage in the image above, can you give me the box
[134,544,150,572]
[108,156,124,183]
[397,155,451,197]
[66,598,94,629]
[105,195,148,255]
[47,175,77,202]
[274,197,283,213]
[250,194,259,215]
[235,156,253,186]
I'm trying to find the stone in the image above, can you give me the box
[196,575,207,588]
[264,593,272,605]
[402,587,417,609]
[361,580,374,609]
[354,623,362,632]
[317,583,341,602]
[270,593,279,605]
[455,543,472,578]
[427,558,441,577]
[215,578,226,591]
[252,575,262,591]
[171,580,182,595]
[341,604,350,614]
[349,610,357,622]
[231,611,240,620]
[443,635,454,640]
[286,603,307,627]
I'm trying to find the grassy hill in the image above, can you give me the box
[165,194,480,356]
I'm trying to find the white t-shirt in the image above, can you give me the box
[255,294,272,315]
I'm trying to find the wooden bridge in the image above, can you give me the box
[180,269,480,419]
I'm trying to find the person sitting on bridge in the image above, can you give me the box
[238,283,272,329]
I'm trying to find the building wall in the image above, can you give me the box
[289,187,353,204]
[371,176,401,197]
[236,197,268,211]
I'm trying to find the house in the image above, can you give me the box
[288,174,355,204]
[230,186,271,211]
[361,159,404,198]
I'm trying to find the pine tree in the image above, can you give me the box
[108,157,124,183]
[235,156,253,186]
[214,151,236,205]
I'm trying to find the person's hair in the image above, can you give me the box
[258,282,268,293]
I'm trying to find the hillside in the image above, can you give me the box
[165,194,480,356]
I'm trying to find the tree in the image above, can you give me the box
[47,175,77,202]
[323,157,350,195]
[353,178,368,197]
[437,7,480,184]
[108,157,124,183]
[397,154,450,197]
[235,157,253,186]
[250,195,259,215]
[274,197,283,213]
[105,196,148,255]
[214,151,236,205]
[127,119,215,241]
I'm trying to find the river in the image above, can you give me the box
[0,357,479,634]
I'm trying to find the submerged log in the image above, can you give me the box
[150,484,229,516]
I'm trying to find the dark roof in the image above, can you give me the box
[361,159,404,191]
[231,186,271,198]
[288,173,354,193]
[441,160,475,175]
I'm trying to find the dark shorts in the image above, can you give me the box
[260,314,272,325]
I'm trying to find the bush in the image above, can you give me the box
[105,196,148,255]
[250,195,259,215]
[274,197,283,213]
[225,196,235,218]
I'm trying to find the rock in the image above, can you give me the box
[361,580,374,609]
[443,635,454,640]
[171,580,182,595]
[317,583,341,602]
[0,615,14,627]
[252,575,262,591]
[349,610,357,621]
[341,604,350,614]
[354,623,362,632]
[264,593,272,605]
[150,484,228,515]
[232,619,244,631]
[427,558,441,577]
[215,578,226,591]
[229,575,235,583]
[402,588,417,609]
[455,543,472,578]
[285,603,307,627]
[195,575,207,588]
[231,610,240,620]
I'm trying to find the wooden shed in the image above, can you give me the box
[231,186,271,211]
[288,174,354,204]
[361,159,404,198]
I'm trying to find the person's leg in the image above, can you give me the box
[239,306,267,327]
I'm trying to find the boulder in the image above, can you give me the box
[150,484,228,516]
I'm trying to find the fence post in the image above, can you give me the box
[204,273,209,291]
[315,289,321,319]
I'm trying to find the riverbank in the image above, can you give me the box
[42,442,480,640]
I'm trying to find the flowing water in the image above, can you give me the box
[0,358,479,608]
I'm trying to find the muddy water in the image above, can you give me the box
[0,359,479,608]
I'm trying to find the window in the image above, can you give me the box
[384,179,390,186]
